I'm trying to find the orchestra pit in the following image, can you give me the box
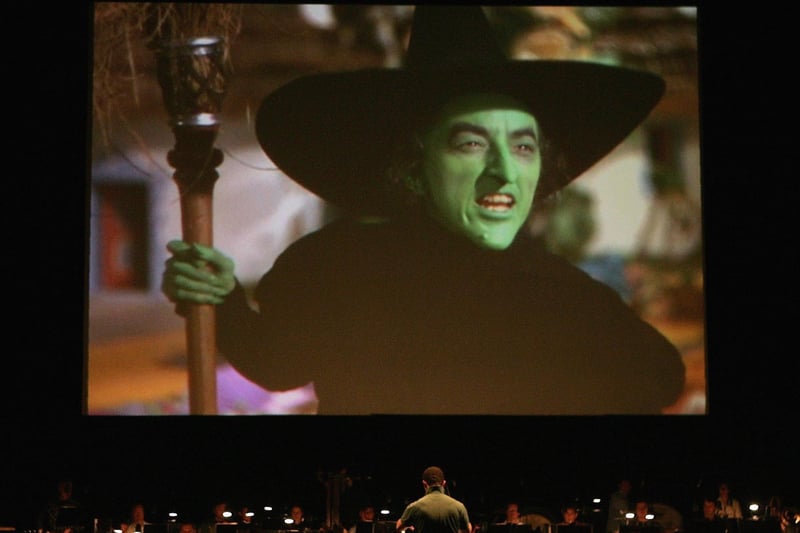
[2,417,797,533]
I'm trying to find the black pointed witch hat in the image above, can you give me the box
[255,5,665,216]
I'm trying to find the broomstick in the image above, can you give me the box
[144,4,241,414]
[153,34,228,414]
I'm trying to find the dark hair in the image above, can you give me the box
[422,466,445,486]
[384,131,428,215]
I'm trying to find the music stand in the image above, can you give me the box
[489,524,534,533]
[741,521,781,533]
[215,524,240,533]
[260,517,287,533]
[555,525,592,533]
[619,525,663,533]
[373,521,396,533]
[687,521,727,533]
[355,523,375,533]
[234,525,263,533]
[56,506,83,529]
[144,524,169,533]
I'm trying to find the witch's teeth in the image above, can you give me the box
[478,193,513,206]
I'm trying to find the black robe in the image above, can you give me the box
[217,216,685,415]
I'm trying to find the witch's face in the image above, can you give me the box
[420,93,542,250]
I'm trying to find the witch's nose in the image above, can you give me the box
[486,143,518,184]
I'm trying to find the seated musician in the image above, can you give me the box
[555,505,591,533]
[620,500,662,533]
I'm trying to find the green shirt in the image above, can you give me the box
[398,486,470,533]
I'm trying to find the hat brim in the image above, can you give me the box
[256,60,664,216]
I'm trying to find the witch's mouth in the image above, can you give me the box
[476,193,515,212]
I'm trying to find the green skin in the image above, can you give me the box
[419,92,542,250]
[162,92,542,305]
[161,240,235,305]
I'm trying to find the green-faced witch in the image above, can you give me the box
[162,5,685,414]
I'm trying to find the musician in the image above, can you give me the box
[715,484,743,520]
[122,503,152,533]
[396,467,471,533]
[620,500,662,533]
[349,505,377,533]
[199,501,237,533]
[36,479,86,533]
[236,505,261,532]
[556,506,589,528]
[606,479,632,533]
[288,505,322,533]
[179,524,198,533]
[496,504,525,526]
[686,497,724,533]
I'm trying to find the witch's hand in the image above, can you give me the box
[161,240,236,306]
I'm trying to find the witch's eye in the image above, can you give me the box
[455,139,487,152]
